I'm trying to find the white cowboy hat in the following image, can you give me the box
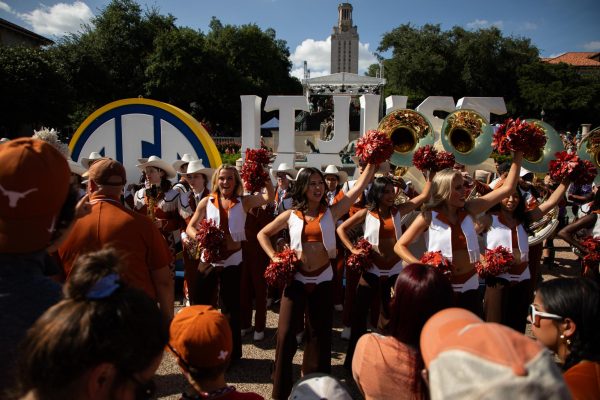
[270,162,297,180]
[184,160,214,180]
[68,158,87,176]
[136,155,177,179]
[0,137,9,144]
[81,151,103,169]
[322,165,348,185]
[172,153,198,171]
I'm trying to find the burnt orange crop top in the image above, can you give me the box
[436,210,468,250]
[379,213,396,239]
[295,208,325,243]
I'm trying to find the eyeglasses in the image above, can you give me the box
[528,304,563,327]
[130,374,156,400]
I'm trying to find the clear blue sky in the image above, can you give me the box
[2,0,599,78]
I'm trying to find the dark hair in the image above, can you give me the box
[14,247,168,400]
[386,264,453,395]
[538,277,600,370]
[290,167,328,211]
[366,176,394,211]
[488,187,532,234]
[497,161,511,175]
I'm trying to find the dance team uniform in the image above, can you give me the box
[483,213,531,332]
[344,208,403,368]
[272,206,336,399]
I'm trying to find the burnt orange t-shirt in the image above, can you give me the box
[58,193,172,300]
[564,361,600,400]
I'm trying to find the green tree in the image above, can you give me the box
[0,46,70,136]
[518,62,600,130]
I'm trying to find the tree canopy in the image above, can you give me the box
[370,23,599,128]
[1,0,301,137]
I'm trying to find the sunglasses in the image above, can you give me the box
[130,374,156,400]
[528,304,563,327]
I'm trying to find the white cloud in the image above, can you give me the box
[522,21,538,31]
[18,1,93,36]
[289,36,379,79]
[548,52,565,59]
[0,1,12,13]
[583,41,600,51]
[466,19,503,30]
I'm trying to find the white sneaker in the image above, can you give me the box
[253,331,265,341]
[241,327,253,337]
[296,331,304,345]
[334,304,343,312]
[341,327,351,340]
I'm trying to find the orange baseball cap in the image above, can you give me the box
[420,308,569,399]
[168,305,232,370]
[0,138,70,253]
[88,158,126,186]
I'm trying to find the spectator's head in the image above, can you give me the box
[87,158,127,197]
[168,305,232,388]
[14,247,168,400]
[420,308,570,400]
[212,164,243,198]
[388,263,453,347]
[0,138,75,254]
[532,277,600,369]
[496,161,511,176]
[289,373,352,400]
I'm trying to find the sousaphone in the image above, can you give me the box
[377,109,434,166]
[578,126,600,184]
[441,109,493,165]
[521,119,564,173]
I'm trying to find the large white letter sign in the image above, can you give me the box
[456,97,507,123]
[359,94,381,136]
[385,95,408,115]
[69,98,221,184]
[240,95,262,159]
[415,96,456,142]
[307,96,350,167]
[264,96,309,170]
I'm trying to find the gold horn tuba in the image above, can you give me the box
[578,126,600,184]
[441,109,493,165]
[377,109,434,166]
[521,119,564,173]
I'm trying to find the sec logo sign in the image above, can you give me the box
[69,98,222,183]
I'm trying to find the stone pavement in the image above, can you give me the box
[155,239,582,400]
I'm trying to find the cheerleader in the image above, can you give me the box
[394,152,523,316]
[339,171,433,368]
[186,164,274,360]
[257,163,377,399]
[478,176,568,331]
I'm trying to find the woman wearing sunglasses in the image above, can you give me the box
[12,248,168,400]
[530,277,600,399]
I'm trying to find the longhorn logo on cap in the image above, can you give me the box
[0,184,38,208]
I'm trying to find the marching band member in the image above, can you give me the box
[477,176,568,332]
[134,156,192,276]
[394,152,523,316]
[186,164,274,361]
[339,171,433,369]
[172,153,198,195]
[257,163,377,400]
[180,159,213,305]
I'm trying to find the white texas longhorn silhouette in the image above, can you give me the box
[0,184,38,208]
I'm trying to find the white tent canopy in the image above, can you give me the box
[302,72,385,95]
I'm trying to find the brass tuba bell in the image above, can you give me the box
[441,109,493,165]
[577,126,600,184]
[377,109,434,166]
[521,119,564,173]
